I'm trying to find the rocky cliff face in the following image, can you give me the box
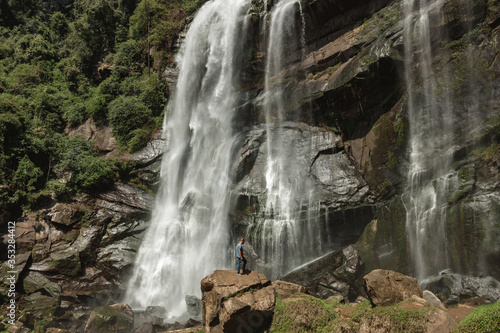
[0,138,163,331]
[1,0,500,331]
[230,0,500,280]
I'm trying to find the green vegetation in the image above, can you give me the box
[356,1,402,44]
[270,296,434,333]
[445,27,483,50]
[472,143,500,162]
[0,0,204,210]
[270,296,339,333]
[352,300,429,333]
[454,302,500,333]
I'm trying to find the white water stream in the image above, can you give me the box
[246,0,331,279]
[125,0,332,314]
[124,0,485,317]
[124,0,252,316]
[402,0,458,280]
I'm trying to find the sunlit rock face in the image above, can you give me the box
[7,1,500,331]
[124,0,500,317]
[230,0,500,284]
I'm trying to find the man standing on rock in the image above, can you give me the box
[236,238,247,276]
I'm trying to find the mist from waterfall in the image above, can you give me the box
[123,0,251,316]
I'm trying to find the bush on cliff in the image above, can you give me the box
[108,96,152,147]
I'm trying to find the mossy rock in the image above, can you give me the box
[46,249,82,277]
[20,293,60,329]
[356,197,408,274]
[270,295,340,333]
[84,304,134,333]
[23,271,61,297]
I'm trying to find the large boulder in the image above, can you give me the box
[84,304,134,333]
[421,270,500,305]
[363,269,423,306]
[282,244,365,301]
[201,270,276,333]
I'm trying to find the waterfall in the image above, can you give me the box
[124,0,251,316]
[245,0,330,279]
[402,0,455,281]
[398,0,498,280]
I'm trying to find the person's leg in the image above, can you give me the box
[237,258,241,274]
[242,258,247,273]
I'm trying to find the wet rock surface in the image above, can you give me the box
[422,270,500,305]
[282,244,365,301]
[232,123,371,210]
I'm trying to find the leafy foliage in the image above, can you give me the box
[0,0,204,209]
[108,96,152,146]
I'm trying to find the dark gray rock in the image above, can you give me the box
[151,315,164,327]
[234,124,370,209]
[0,252,31,297]
[282,244,365,301]
[185,295,202,317]
[128,133,165,166]
[133,306,168,330]
[19,293,60,331]
[84,304,134,333]
[163,321,183,331]
[421,270,500,305]
[98,183,154,212]
[185,318,202,328]
[31,226,102,277]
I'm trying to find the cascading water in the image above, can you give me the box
[402,0,455,281]
[246,0,330,279]
[399,0,494,280]
[124,0,251,316]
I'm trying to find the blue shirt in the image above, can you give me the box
[236,243,243,258]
